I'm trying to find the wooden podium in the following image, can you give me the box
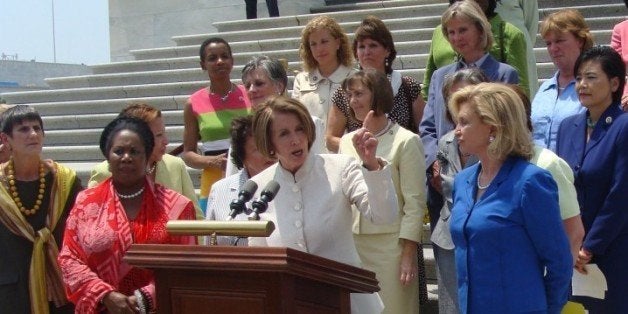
[125,244,379,314]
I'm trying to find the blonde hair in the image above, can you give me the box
[448,82,533,160]
[299,16,353,72]
[441,0,494,52]
[540,9,594,52]
[252,96,316,158]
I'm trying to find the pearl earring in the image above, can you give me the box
[489,135,495,143]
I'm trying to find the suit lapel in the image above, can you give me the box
[568,113,586,166]
[585,105,623,157]
[464,170,476,209]
[480,55,499,80]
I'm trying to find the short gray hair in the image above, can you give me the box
[241,56,288,94]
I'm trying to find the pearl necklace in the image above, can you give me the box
[7,159,46,216]
[373,119,394,137]
[116,186,145,199]
[146,162,157,174]
[210,83,234,102]
[476,168,491,190]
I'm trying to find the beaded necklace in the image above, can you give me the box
[7,159,46,216]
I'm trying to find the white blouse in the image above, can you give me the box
[248,152,398,314]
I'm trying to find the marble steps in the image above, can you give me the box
[312,0,620,14]
[130,28,436,61]
[310,0,446,14]
[11,61,564,106]
[212,3,449,33]
[29,95,188,117]
[44,26,613,90]
[43,110,185,130]
[172,15,442,46]
[212,3,623,33]
[48,52,431,89]
[89,16,617,77]
[45,46,576,91]
[130,27,612,64]
[46,27,614,90]
[171,5,622,48]
[1,81,205,104]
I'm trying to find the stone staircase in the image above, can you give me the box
[0,0,624,312]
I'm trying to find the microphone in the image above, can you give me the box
[249,180,280,221]
[228,180,258,220]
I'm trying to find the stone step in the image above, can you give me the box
[173,15,442,47]
[540,3,625,18]
[131,28,435,61]
[93,39,430,76]
[48,46,568,91]
[213,3,622,34]
[538,0,620,6]
[310,0,446,14]
[44,125,184,146]
[213,3,449,33]
[312,0,626,13]
[88,18,616,79]
[46,24,613,89]
[132,27,613,64]
[13,61,562,108]
[2,81,205,104]
[52,52,431,88]
[42,110,185,130]
[31,95,187,117]
[171,5,623,48]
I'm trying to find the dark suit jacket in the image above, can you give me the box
[556,104,628,310]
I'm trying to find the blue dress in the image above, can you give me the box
[450,156,572,314]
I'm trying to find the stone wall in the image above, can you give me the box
[109,0,325,62]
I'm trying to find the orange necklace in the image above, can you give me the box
[6,159,46,216]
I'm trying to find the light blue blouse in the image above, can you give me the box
[531,71,585,152]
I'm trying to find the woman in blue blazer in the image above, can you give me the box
[449,83,572,314]
[556,46,628,313]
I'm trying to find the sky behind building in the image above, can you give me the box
[1,0,110,65]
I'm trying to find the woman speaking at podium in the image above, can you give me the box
[247,96,398,314]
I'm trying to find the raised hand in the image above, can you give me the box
[352,110,380,171]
